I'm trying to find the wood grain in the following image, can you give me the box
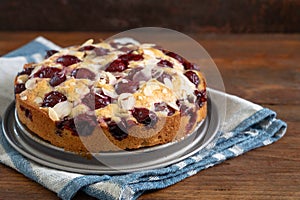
[0,0,299,33]
[0,32,299,200]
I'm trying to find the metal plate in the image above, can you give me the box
[2,98,220,174]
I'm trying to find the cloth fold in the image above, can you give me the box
[0,37,287,200]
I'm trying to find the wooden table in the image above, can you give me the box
[0,32,299,200]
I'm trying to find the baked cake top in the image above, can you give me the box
[15,38,207,136]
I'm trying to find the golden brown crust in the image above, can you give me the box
[16,96,88,152]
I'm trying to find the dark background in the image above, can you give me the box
[0,0,299,33]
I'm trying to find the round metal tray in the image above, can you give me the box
[2,98,220,174]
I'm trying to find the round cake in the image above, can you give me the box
[14,38,207,153]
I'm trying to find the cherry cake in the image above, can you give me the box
[14,38,207,153]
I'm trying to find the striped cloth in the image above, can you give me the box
[0,37,287,200]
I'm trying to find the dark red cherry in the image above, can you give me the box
[71,68,96,80]
[94,47,109,56]
[176,100,191,116]
[78,45,95,51]
[94,92,111,109]
[108,122,128,141]
[163,50,200,70]
[56,55,81,67]
[74,113,98,136]
[131,54,143,61]
[105,119,129,141]
[194,90,207,107]
[156,72,172,83]
[184,71,200,87]
[14,84,26,94]
[49,72,66,87]
[115,79,139,94]
[105,52,143,72]
[82,92,111,110]
[154,102,176,116]
[25,108,32,121]
[183,62,200,70]
[176,99,181,107]
[119,53,143,62]
[167,107,176,116]
[164,51,185,64]
[56,117,76,136]
[132,108,149,123]
[127,67,143,80]
[132,107,158,127]
[154,102,167,111]
[17,67,34,76]
[157,60,173,68]
[19,105,26,111]
[42,91,67,107]
[105,59,128,72]
[19,105,32,121]
[34,67,61,78]
[45,50,58,59]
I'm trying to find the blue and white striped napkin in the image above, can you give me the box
[0,37,287,200]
